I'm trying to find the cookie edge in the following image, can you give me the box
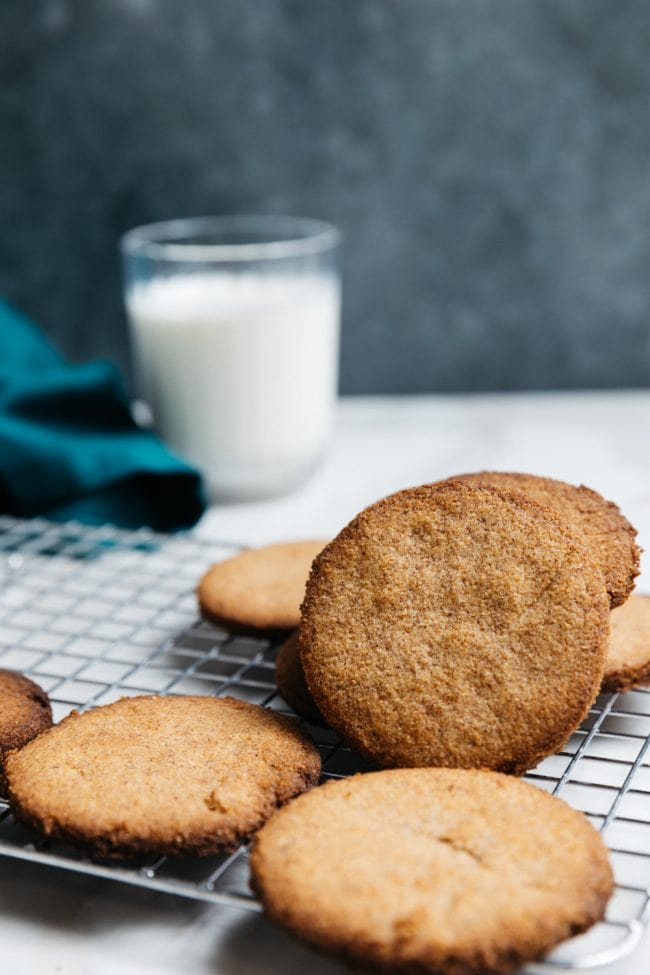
[0,670,52,796]
[444,472,641,609]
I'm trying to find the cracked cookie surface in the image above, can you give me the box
[6,695,320,858]
[250,768,613,975]
[198,540,327,632]
[0,669,52,797]
[300,482,609,773]
[446,472,640,608]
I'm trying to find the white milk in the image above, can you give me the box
[126,272,340,498]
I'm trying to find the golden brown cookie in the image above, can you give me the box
[446,472,640,608]
[275,632,326,726]
[198,540,327,632]
[5,695,320,859]
[251,768,613,975]
[301,481,609,773]
[603,594,650,692]
[0,669,52,797]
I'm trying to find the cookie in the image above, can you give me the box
[251,768,613,975]
[603,594,650,692]
[275,632,325,726]
[0,669,52,797]
[300,481,609,773]
[198,540,327,632]
[5,695,320,859]
[445,472,640,608]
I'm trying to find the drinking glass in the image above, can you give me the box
[121,216,341,500]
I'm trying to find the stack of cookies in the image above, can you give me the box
[196,473,643,973]
[295,473,640,772]
[251,472,644,973]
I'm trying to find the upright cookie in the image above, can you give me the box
[198,540,327,632]
[446,472,639,608]
[275,632,326,726]
[251,769,613,975]
[0,669,52,797]
[301,482,609,773]
[603,594,650,692]
[6,695,320,859]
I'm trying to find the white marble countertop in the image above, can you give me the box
[2,391,650,974]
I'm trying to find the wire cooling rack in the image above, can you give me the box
[0,516,648,972]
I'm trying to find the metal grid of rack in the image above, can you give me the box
[0,514,648,972]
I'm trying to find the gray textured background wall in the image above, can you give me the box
[2,0,650,393]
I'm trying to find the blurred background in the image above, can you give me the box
[2,0,650,394]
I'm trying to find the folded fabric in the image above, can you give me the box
[0,299,206,531]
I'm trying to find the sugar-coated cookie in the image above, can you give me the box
[251,768,613,975]
[300,482,609,773]
[198,540,327,632]
[6,695,320,858]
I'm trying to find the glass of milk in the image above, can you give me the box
[120,216,340,500]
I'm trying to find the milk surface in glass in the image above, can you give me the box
[127,271,340,498]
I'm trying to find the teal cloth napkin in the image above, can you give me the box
[0,300,206,531]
